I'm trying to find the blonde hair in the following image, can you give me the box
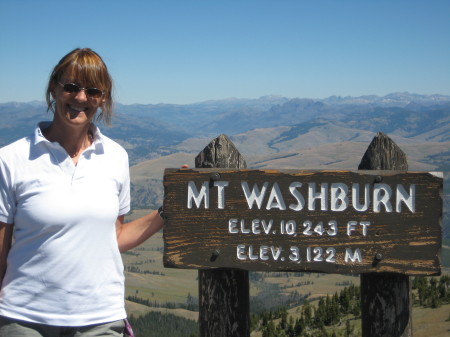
[46,48,114,125]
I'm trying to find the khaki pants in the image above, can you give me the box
[0,316,124,337]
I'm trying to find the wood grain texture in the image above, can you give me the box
[163,168,442,275]
[360,132,413,337]
[191,134,250,337]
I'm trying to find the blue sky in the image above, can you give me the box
[0,0,449,104]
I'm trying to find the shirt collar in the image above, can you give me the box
[34,122,105,152]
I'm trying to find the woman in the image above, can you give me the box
[0,48,165,336]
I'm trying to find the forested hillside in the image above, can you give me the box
[123,272,450,337]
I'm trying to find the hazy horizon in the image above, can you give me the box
[1,91,449,107]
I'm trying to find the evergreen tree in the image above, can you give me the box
[279,308,288,330]
[331,292,340,324]
[315,298,325,328]
[412,274,450,308]
[263,320,276,337]
[286,316,295,337]
[294,317,305,336]
[339,287,351,314]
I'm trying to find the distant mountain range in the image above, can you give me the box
[1,92,449,237]
[3,92,448,163]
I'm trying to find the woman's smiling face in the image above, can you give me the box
[52,71,105,128]
[46,48,113,126]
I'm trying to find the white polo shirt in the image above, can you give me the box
[0,122,130,326]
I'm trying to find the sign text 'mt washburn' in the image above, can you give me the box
[163,169,442,276]
[187,179,416,213]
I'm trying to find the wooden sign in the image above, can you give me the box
[163,169,442,275]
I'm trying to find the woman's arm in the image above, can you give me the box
[115,210,164,253]
[0,222,13,287]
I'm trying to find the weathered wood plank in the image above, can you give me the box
[163,168,442,275]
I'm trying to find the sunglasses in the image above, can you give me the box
[58,82,104,98]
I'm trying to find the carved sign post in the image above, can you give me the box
[163,170,441,275]
[162,133,443,336]
[359,132,413,337]
[195,134,249,337]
